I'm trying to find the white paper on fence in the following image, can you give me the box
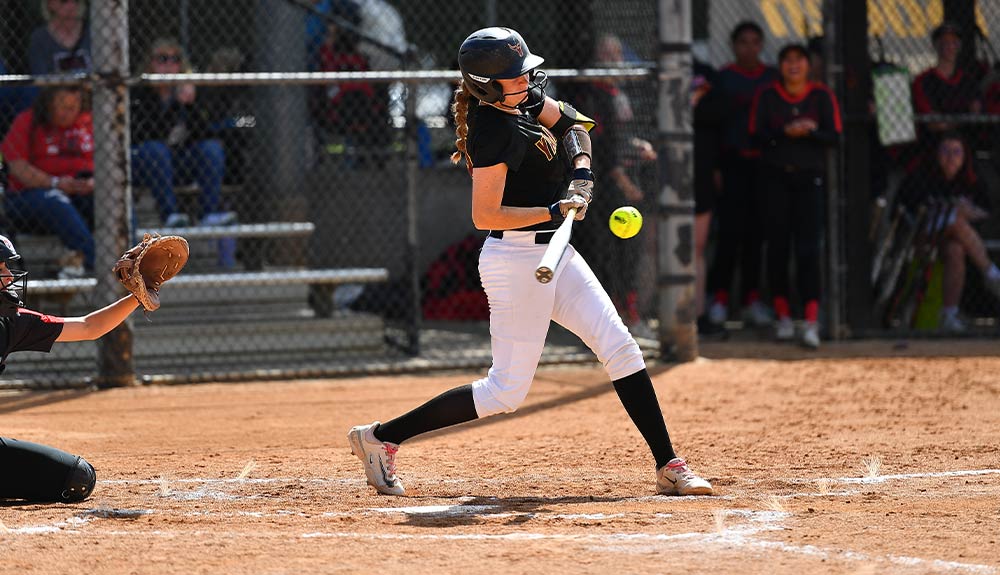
[873,69,916,146]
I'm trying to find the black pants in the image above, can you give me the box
[0,437,96,502]
[761,164,824,306]
[707,154,765,302]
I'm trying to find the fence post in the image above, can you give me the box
[840,0,874,336]
[91,0,135,387]
[656,0,697,361]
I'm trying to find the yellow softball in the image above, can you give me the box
[609,206,643,239]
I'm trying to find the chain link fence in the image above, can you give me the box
[0,0,660,388]
[695,0,1000,344]
[866,1,1000,336]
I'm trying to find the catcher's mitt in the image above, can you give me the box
[113,234,189,312]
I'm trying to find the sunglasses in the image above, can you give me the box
[154,53,182,64]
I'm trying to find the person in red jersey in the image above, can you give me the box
[749,43,842,348]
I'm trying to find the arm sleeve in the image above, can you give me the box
[468,113,527,171]
[8,310,64,354]
[807,88,843,145]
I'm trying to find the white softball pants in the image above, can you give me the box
[471,231,646,417]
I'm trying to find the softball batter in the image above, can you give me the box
[349,27,712,497]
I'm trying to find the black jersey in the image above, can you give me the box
[0,308,64,373]
[467,102,565,231]
[749,82,842,173]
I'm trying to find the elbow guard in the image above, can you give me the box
[562,125,593,163]
[551,101,597,136]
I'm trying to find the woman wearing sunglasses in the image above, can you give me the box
[130,38,235,229]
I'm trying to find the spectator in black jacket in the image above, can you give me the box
[693,60,725,335]
[749,43,842,348]
[898,133,1000,332]
[130,38,234,228]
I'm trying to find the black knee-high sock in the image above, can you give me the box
[612,369,677,468]
[373,384,479,445]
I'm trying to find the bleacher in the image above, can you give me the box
[9,184,391,376]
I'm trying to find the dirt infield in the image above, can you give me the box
[2,349,999,574]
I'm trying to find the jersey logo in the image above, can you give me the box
[507,41,524,57]
[535,128,557,161]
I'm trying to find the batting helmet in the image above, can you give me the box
[0,235,28,317]
[458,27,545,104]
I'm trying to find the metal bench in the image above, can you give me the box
[27,268,389,295]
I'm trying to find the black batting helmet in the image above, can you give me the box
[0,234,28,317]
[458,27,544,103]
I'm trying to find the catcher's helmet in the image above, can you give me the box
[458,27,544,103]
[0,235,28,317]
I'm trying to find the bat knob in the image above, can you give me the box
[535,267,553,284]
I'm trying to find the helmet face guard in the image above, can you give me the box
[0,267,27,318]
[0,235,27,317]
[458,27,546,104]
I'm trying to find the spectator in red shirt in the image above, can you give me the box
[317,17,384,163]
[0,86,94,275]
[912,23,982,152]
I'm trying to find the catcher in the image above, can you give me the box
[0,230,187,503]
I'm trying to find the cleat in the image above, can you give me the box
[656,458,714,496]
[347,422,405,495]
[775,317,795,341]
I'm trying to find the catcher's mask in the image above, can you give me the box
[458,27,547,108]
[0,235,28,318]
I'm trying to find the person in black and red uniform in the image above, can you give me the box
[0,157,145,503]
[749,43,842,348]
[911,22,983,167]
[898,133,1000,332]
[705,21,779,330]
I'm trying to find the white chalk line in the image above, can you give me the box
[9,468,999,573]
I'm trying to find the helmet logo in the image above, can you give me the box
[468,73,490,83]
[507,41,523,57]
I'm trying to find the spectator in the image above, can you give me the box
[911,23,982,154]
[0,86,94,276]
[692,60,725,335]
[28,0,91,75]
[898,133,1000,332]
[749,43,842,348]
[130,38,235,228]
[705,21,779,330]
[570,34,657,331]
[317,13,384,162]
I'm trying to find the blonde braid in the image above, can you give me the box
[450,82,474,177]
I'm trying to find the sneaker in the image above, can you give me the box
[164,212,191,228]
[940,312,966,333]
[347,422,405,496]
[801,321,820,349]
[743,301,773,327]
[707,301,727,325]
[656,458,714,496]
[200,211,238,227]
[775,317,795,341]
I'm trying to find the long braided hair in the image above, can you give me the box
[450,82,473,177]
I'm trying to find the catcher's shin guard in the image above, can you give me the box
[0,437,97,502]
